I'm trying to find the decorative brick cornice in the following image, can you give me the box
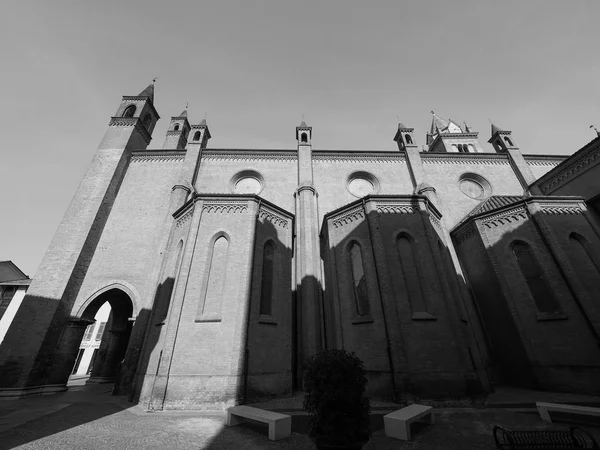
[258,206,290,228]
[452,223,477,245]
[202,200,248,214]
[131,150,185,163]
[201,149,297,162]
[175,210,193,228]
[313,151,405,163]
[523,155,566,167]
[376,203,419,214]
[109,117,152,144]
[537,203,584,215]
[480,206,528,229]
[331,206,365,229]
[421,153,510,165]
[535,141,600,194]
[429,212,443,234]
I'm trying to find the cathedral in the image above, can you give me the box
[0,83,599,410]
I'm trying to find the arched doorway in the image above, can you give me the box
[77,288,134,384]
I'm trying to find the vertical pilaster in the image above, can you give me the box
[147,199,203,410]
[295,121,323,384]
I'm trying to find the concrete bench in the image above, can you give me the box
[383,404,434,441]
[536,402,600,424]
[226,405,291,441]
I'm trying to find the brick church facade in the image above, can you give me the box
[1,83,599,409]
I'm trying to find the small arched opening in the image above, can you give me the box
[142,113,152,129]
[70,288,135,386]
[405,134,413,144]
[301,132,308,143]
[504,136,514,147]
[193,130,201,141]
[173,123,180,131]
[123,105,136,117]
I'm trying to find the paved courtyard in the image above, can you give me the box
[0,385,599,449]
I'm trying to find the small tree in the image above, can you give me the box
[303,349,371,448]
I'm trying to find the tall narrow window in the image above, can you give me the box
[193,130,201,141]
[259,241,275,316]
[142,113,152,128]
[301,132,308,143]
[95,322,106,342]
[201,236,229,317]
[87,349,98,375]
[569,233,600,292]
[504,137,513,147]
[349,242,370,316]
[123,105,136,117]
[512,241,559,313]
[83,323,96,341]
[405,134,413,144]
[71,349,85,375]
[397,234,427,313]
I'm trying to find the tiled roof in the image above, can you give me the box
[467,195,525,218]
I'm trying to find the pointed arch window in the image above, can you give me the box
[123,105,136,117]
[197,235,229,322]
[569,233,600,292]
[512,241,560,313]
[259,241,275,317]
[405,134,413,144]
[348,242,370,317]
[397,233,429,316]
[193,131,201,141]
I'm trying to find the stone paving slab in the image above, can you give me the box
[1,387,600,449]
[486,386,600,408]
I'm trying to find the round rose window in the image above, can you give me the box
[458,173,491,200]
[234,177,261,194]
[348,178,374,197]
[230,170,264,195]
[347,172,380,198]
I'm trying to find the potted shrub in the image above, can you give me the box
[303,349,371,449]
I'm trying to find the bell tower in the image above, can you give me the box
[0,81,162,397]
[162,108,190,150]
[393,122,417,151]
[102,82,160,150]
[488,123,518,153]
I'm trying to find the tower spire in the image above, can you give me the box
[137,80,155,103]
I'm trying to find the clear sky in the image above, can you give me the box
[0,0,599,276]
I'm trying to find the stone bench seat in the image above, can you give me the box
[383,404,434,441]
[226,405,291,441]
[537,402,600,425]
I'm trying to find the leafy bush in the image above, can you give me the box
[303,349,371,447]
